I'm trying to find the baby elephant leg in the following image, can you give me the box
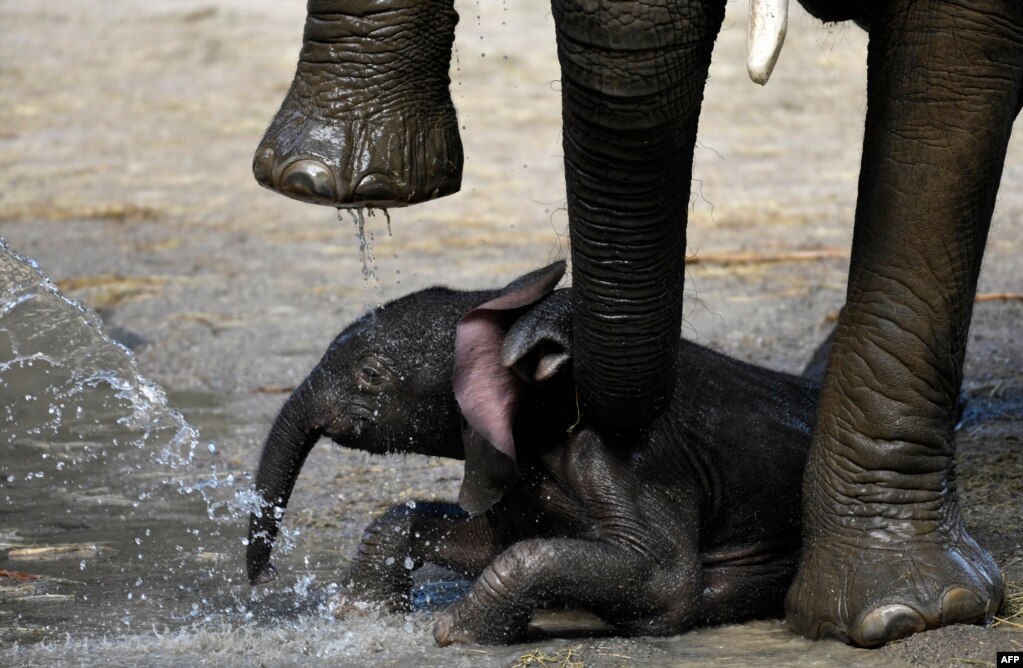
[697,555,800,626]
[336,502,510,615]
[433,538,700,645]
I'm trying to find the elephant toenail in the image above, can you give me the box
[252,147,275,188]
[353,173,402,204]
[858,605,926,647]
[280,160,337,203]
[815,620,850,644]
[433,617,453,647]
[941,587,988,625]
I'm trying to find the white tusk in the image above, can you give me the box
[747,0,788,85]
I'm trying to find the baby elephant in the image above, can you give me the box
[246,262,820,645]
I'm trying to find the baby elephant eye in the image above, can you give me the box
[356,358,390,390]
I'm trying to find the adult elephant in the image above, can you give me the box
[252,0,1022,648]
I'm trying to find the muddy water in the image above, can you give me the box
[0,247,899,668]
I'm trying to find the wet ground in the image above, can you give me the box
[1,0,1021,666]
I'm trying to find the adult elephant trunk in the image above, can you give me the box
[246,377,323,585]
[554,0,725,431]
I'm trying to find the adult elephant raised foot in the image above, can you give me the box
[252,0,463,207]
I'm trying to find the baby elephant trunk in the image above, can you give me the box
[246,379,322,585]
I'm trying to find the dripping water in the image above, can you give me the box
[379,208,401,286]
[453,43,461,90]
[342,207,376,282]
[341,207,409,548]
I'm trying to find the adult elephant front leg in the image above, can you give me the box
[554,0,726,430]
[253,0,463,207]
[787,0,1022,647]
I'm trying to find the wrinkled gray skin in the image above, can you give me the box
[246,263,820,645]
[252,0,462,207]
[255,0,1020,646]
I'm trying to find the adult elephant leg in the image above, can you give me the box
[787,0,1023,647]
[554,0,726,430]
[253,0,462,207]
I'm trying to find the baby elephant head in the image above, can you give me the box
[246,262,571,585]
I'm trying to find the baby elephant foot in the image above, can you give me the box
[431,597,527,642]
[433,599,530,646]
[332,578,412,620]
[253,0,463,207]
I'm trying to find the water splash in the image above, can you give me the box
[0,239,194,458]
[0,240,303,644]
[0,242,273,529]
[0,241,536,668]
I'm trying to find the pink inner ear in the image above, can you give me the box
[452,261,565,485]
[453,310,521,463]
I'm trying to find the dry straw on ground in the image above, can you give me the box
[995,577,1023,630]
[512,646,586,668]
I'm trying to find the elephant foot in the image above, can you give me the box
[786,467,1004,646]
[331,579,412,619]
[433,597,530,646]
[786,531,1002,647]
[253,0,463,208]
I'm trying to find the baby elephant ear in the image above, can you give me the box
[501,288,573,383]
[454,261,566,514]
